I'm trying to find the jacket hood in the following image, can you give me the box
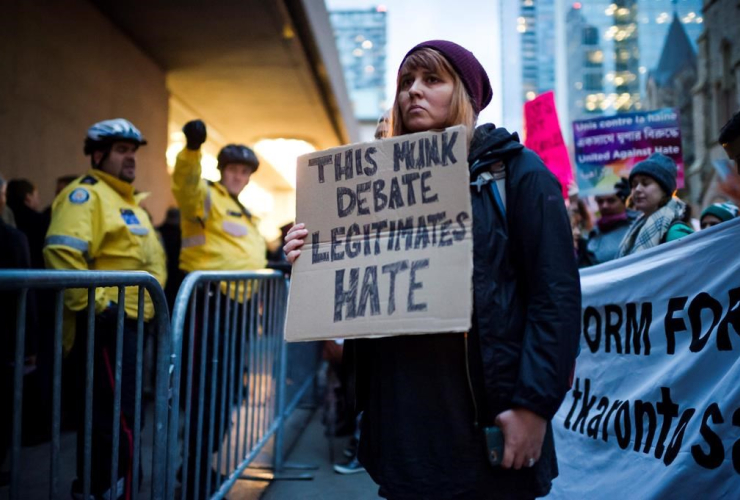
[468,123,524,166]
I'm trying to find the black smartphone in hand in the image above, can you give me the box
[484,426,504,467]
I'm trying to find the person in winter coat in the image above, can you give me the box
[700,201,738,229]
[583,178,638,266]
[618,153,693,257]
[6,178,50,270]
[719,110,740,170]
[283,40,581,499]
[0,174,38,487]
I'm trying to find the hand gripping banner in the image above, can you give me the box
[548,218,740,498]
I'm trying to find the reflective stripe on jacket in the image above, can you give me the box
[171,148,267,274]
[43,169,167,320]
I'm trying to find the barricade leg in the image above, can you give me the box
[50,290,64,498]
[178,285,198,500]
[82,290,96,500]
[9,289,27,500]
[73,303,142,499]
[0,270,172,500]
[233,280,249,472]
[240,278,316,482]
[215,287,233,489]
[183,286,249,499]
[170,272,325,496]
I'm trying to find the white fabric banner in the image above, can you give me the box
[548,218,740,498]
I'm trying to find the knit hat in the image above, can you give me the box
[701,202,739,224]
[629,153,678,196]
[613,177,631,203]
[401,40,493,114]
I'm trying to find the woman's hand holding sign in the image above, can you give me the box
[284,223,308,264]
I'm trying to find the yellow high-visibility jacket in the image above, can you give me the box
[171,148,267,274]
[44,169,167,321]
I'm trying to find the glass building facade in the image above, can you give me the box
[329,8,387,121]
[520,0,556,102]
[565,0,703,120]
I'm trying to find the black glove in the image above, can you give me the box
[183,119,207,150]
[98,301,121,326]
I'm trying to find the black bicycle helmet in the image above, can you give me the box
[217,144,259,171]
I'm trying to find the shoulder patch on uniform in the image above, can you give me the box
[80,175,98,185]
[69,187,90,204]
[120,208,142,226]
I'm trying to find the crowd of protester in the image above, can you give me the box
[1,79,739,499]
[571,110,740,269]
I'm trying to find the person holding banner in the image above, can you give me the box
[700,201,739,229]
[719,110,740,170]
[617,152,694,257]
[284,40,580,499]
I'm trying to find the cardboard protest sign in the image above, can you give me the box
[547,219,740,498]
[573,108,684,197]
[285,126,473,342]
[524,91,573,198]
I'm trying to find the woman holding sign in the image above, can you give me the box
[284,40,580,499]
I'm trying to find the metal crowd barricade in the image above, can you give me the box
[0,270,172,500]
[170,270,320,500]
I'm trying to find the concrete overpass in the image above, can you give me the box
[0,0,357,238]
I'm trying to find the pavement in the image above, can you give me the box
[258,409,378,500]
[0,339,370,500]
[0,406,377,500]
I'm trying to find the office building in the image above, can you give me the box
[330,7,388,124]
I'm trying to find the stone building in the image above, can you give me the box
[646,13,698,168]
[689,0,740,207]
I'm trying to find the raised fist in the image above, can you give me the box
[183,119,207,150]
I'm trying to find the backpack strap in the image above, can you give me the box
[490,160,506,216]
[470,159,507,220]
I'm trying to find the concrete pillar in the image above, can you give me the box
[0,0,172,223]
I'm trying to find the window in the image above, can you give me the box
[583,26,599,46]
[584,73,602,91]
[585,49,604,66]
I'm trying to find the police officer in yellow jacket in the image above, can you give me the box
[172,120,266,273]
[172,119,267,498]
[44,118,166,500]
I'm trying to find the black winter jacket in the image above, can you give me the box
[352,125,581,498]
[466,123,581,423]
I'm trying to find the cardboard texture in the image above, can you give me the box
[285,125,473,342]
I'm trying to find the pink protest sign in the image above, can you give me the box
[524,91,573,198]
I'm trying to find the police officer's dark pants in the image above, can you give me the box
[181,291,247,499]
[0,364,11,467]
[75,312,144,499]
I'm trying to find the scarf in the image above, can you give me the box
[618,198,686,257]
[596,212,629,232]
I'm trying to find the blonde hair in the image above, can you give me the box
[390,48,477,142]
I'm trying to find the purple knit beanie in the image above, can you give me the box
[400,40,493,114]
